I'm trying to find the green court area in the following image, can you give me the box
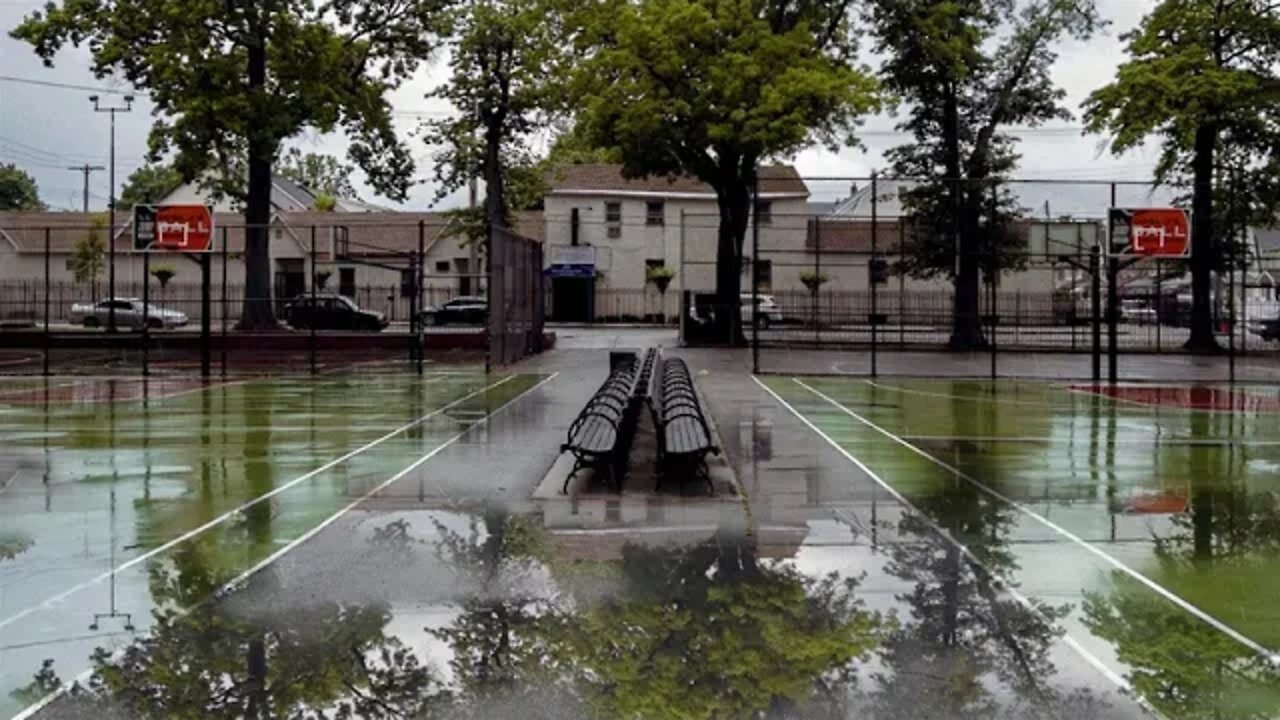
[759,376,1280,720]
[0,372,546,719]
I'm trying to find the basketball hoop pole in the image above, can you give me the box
[1108,183,1118,384]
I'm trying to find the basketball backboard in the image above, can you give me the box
[1109,207,1191,258]
[133,204,215,252]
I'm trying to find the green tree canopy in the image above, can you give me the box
[13,0,444,328]
[1083,0,1280,351]
[277,148,359,200]
[868,0,1101,350]
[425,0,566,236]
[118,163,183,208]
[571,0,879,344]
[0,163,44,211]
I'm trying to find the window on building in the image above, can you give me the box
[755,200,772,225]
[435,260,450,273]
[606,202,622,238]
[646,201,665,226]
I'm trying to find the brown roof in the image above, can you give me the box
[0,210,544,256]
[546,164,809,197]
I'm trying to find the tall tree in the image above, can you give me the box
[1083,0,1280,352]
[277,148,358,200]
[572,0,879,344]
[869,0,1100,350]
[117,163,183,207]
[13,1,443,328]
[426,0,565,237]
[0,163,44,211]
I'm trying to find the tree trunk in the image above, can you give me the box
[238,38,278,330]
[483,122,506,234]
[713,179,752,346]
[952,201,986,350]
[943,83,986,351]
[1186,123,1220,352]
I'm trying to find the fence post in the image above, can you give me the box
[870,172,878,377]
[201,253,211,378]
[1107,182,1118,384]
[814,216,821,346]
[220,226,228,377]
[310,226,317,376]
[1091,243,1102,384]
[417,219,425,375]
[751,176,760,373]
[989,180,998,382]
[899,220,906,346]
[43,228,50,377]
[142,250,150,377]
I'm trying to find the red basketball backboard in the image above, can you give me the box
[133,204,215,252]
[1109,208,1190,257]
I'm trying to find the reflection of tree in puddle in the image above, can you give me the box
[430,509,887,719]
[0,532,34,562]
[28,512,887,719]
[1083,414,1280,720]
[868,472,1110,719]
[26,528,443,719]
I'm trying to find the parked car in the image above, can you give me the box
[421,296,488,326]
[69,298,189,330]
[740,293,784,328]
[1119,299,1158,325]
[1249,317,1280,342]
[283,294,388,331]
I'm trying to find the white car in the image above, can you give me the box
[69,298,189,330]
[740,293,784,328]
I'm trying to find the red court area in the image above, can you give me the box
[0,378,217,405]
[1071,384,1280,413]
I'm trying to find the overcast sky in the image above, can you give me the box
[0,0,1163,213]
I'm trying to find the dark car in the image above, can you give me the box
[421,296,488,326]
[284,295,388,331]
[1250,317,1280,342]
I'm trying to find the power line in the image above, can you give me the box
[0,74,147,97]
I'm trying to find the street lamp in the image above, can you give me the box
[91,94,134,330]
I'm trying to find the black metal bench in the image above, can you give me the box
[561,351,654,493]
[652,357,719,494]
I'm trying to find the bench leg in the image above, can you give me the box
[563,458,584,494]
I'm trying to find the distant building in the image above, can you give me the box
[161,175,388,214]
[541,164,811,321]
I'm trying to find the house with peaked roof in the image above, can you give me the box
[161,175,389,214]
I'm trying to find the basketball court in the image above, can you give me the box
[0,371,550,718]
[756,373,1280,714]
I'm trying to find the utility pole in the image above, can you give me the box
[91,94,134,326]
[67,164,105,212]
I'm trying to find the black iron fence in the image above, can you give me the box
[677,174,1275,382]
[0,219,547,377]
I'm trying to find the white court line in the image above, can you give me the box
[862,378,1077,408]
[897,434,1280,447]
[0,373,519,633]
[794,377,1280,667]
[1064,384,1280,415]
[751,377,1147,710]
[11,371,558,720]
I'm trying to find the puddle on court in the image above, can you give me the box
[6,504,1162,720]
[3,373,1280,719]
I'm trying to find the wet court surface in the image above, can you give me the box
[0,351,1278,719]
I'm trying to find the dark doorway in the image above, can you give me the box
[339,267,356,299]
[552,277,593,322]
